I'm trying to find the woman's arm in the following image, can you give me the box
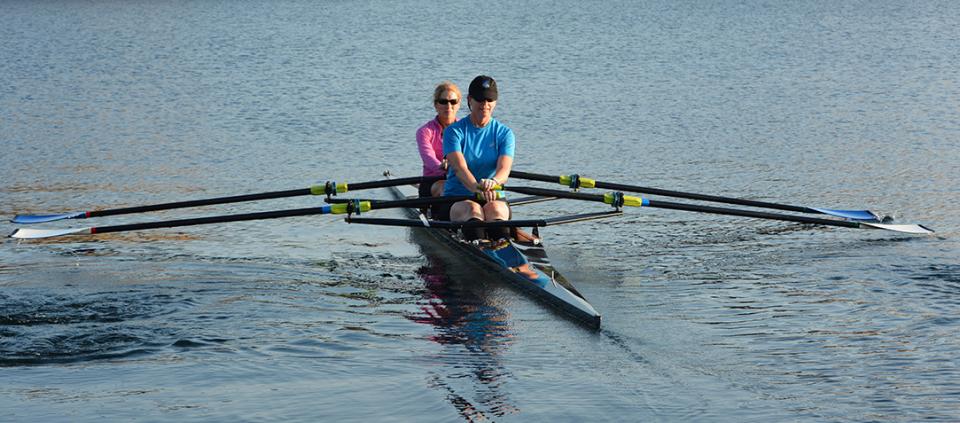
[446,151,478,193]
[416,125,444,172]
[475,155,512,202]
[491,155,512,187]
[484,125,515,190]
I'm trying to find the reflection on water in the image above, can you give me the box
[409,254,518,421]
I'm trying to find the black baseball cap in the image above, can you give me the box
[468,75,498,101]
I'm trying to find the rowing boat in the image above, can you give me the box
[8,170,933,330]
[383,172,602,329]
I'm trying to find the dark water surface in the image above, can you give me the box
[2,0,959,421]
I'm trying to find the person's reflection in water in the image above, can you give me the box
[408,253,520,419]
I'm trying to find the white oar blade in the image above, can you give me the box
[861,222,934,235]
[11,212,86,224]
[810,207,879,222]
[9,227,92,239]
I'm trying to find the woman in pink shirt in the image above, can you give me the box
[416,81,461,200]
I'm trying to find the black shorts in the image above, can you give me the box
[432,202,452,222]
[418,180,452,221]
[417,180,433,198]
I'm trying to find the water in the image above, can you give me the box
[2,0,959,421]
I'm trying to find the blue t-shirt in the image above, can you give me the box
[442,117,515,196]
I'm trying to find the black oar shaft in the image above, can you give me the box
[88,188,312,218]
[646,199,860,229]
[346,175,441,191]
[510,170,814,214]
[504,186,605,202]
[14,174,445,223]
[346,211,622,229]
[92,206,331,234]
[328,194,484,209]
[89,194,477,235]
[346,217,549,229]
[90,176,441,218]
[593,181,811,214]
[503,185,860,229]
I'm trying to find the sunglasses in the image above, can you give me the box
[436,98,459,105]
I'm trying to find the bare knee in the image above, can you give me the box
[482,200,510,221]
[430,180,445,197]
[450,200,483,222]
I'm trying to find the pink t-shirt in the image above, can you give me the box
[416,118,446,177]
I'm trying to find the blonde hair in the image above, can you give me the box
[433,81,461,103]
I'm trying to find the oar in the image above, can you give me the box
[8,193,477,240]
[502,186,934,235]
[346,210,622,229]
[11,175,443,224]
[510,170,883,222]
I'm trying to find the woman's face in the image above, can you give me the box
[469,97,496,125]
[434,90,461,121]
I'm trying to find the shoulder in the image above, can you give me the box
[450,117,471,129]
[445,117,470,135]
[489,118,510,130]
[417,119,438,136]
[491,119,514,137]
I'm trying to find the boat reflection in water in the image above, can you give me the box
[383,177,599,419]
[407,251,520,421]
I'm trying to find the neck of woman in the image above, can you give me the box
[437,115,455,129]
[470,114,489,128]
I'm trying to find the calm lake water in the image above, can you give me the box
[2,0,959,421]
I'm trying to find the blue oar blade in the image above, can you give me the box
[810,208,880,222]
[11,212,87,224]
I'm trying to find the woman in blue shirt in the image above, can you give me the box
[442,75,514,241]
